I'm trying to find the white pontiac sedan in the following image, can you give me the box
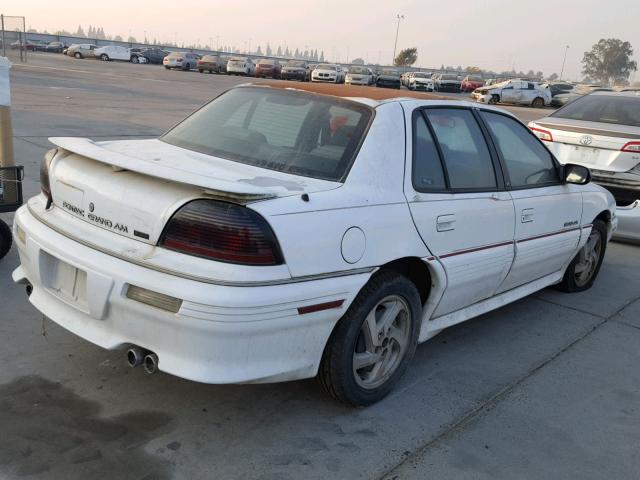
[473,79,552,108]
[13,85,616,405]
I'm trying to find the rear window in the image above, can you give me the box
[162,87,373,182]
[552,95,640,127]
[258,59,275,65]
[167,52,183,58]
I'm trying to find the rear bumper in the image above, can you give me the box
[12,205,370,384]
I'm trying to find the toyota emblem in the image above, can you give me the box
[579,135,593,146]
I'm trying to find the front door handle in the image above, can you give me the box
[521,208,535,223]
[437,214,456,232]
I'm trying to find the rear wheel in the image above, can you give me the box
[532,97,545,108]
[318,271,421,406]
[74,52,82,59]
[0,219,12,260]
[100,54,109,61]
[488,95,499,104]
[131,55,139,63]
[555,220,607,292]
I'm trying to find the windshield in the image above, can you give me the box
[349,67,367,74]
[382,70,399,76]
[162,87,373,182]
[552,94,640,127]
[258,59,275,65]
[468,76,483,82]
[413,73,429,78]
[441,74,458,80]
[316,64,336,71]
[286,61,305,67]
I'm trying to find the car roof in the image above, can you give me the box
[590,90,640,98]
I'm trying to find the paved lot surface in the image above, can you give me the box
[1,53,639,480]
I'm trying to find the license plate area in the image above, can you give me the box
[39,250,89,312]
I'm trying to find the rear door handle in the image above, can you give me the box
[521,208,535,223]
[437,214,456,232]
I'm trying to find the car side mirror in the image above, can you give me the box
[563,163,591,185]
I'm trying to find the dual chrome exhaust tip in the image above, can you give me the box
[126,346,159,374]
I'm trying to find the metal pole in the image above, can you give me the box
[392,14,404,65]
[23,16,27,63]
[560,45,569,80]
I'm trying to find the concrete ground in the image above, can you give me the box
[0,52,638,480]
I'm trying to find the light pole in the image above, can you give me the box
[392,14,404,65]
[560,45,570,80]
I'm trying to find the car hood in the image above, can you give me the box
[49,137,341,201]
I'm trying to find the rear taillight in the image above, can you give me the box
[159,200,284,266]
[530,127,553,142]
[621,141,640,153]
[40,148,57,208]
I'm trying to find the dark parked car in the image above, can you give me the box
[10,39,46,51]
[255,59,282,79]
[45,41,66,53]
[546,82,575,97]
[132,48,168,64]
[434,74,462,92]
[281,60,310,81]
[376,69,402,89]
[197,54,224,73]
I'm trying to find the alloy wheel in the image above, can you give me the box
[574,231,602,287]
[352,295,411,390]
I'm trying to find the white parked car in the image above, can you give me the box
[473,79,552,108]
[408,72,434,92]
[163,52,199,71]
[345,66,375,86]
[13,86,616,406]
[312,64,344,83]
[529,91,640,242]
[226,57,255,76]
[94,45,131,62]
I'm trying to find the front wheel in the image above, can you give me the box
[532,97,545,108]
[100,54,109,61]
[318,271,421,406]
[74,52,82,59]
[555,220,607,292]
[0,219,12,259]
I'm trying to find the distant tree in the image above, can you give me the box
[128,36,137,44]
[256,45,263,55]
[526,69,535,77]
[266,43,272,56]
[319,50,325,62]
[466,66,482,74]
[351,57,365,65]
[394,47,418,67]
[303,49,309,59]
[276,45,282,56]
[294,48,300,58]
[113,35,123,42]
[440,64,444,71]
[456,65,462,72]
[87,25,94,37]
[285,47,291,57]
[535,70,544,79]
[27,28,37,33]
[582,38,637,85]
[76,25,86,37]
[548,72,559,81]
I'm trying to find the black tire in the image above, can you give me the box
[198,69,203,73]
[0,219,12,260]
[164,66,170,70]
[131,55,139,63]
[318,271,421,406]
[100,54,109,61]
[489,95,499,105]
[74,52,82,59]
[555,219,607,292]
[532,97,545,108]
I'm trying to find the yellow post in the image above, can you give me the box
[0,56,14,167]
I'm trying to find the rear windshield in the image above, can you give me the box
[258,59,275,65]
[162,87,373,182]
[202,55,218,61]
[552,95,640,127]
[167,52,184,58]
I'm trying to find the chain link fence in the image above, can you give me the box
[1,15,27,63]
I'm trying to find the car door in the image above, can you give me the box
[478,110,583,292]
[500,82,520,103]
[405,106,516,317]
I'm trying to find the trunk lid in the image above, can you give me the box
[48,137,340,245]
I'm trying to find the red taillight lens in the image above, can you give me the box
[40,148,57,207]
[621,141,640,153]
[530,127,553,142]
[159,200,284,266]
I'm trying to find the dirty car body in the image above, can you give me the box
[13,86,616,405]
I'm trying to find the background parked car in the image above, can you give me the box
[376,68,402,89]
[551,84,612,107]
[45,41,66,53]
[255,59,282,79]
[94,45,131,62]
[67,44,98,59]
[408,72,434,91]
[131,48,168,65]
[280,60,310,81]
[434,73,462,92]
[472,79,551,107]
[227,57,256,76]
[461,75,485,92]
[311,64,344,83]
[10,39,47,51]
[345,66,376,86]
[163,52,200,70]
[197,54,224,73]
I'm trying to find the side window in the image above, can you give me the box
[412,113,446,191]
[425,109,497,190]
[481,111,558,187]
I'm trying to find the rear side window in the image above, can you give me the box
[412,115,446,191]
[481,112,558,187]
[424,109,497,190]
